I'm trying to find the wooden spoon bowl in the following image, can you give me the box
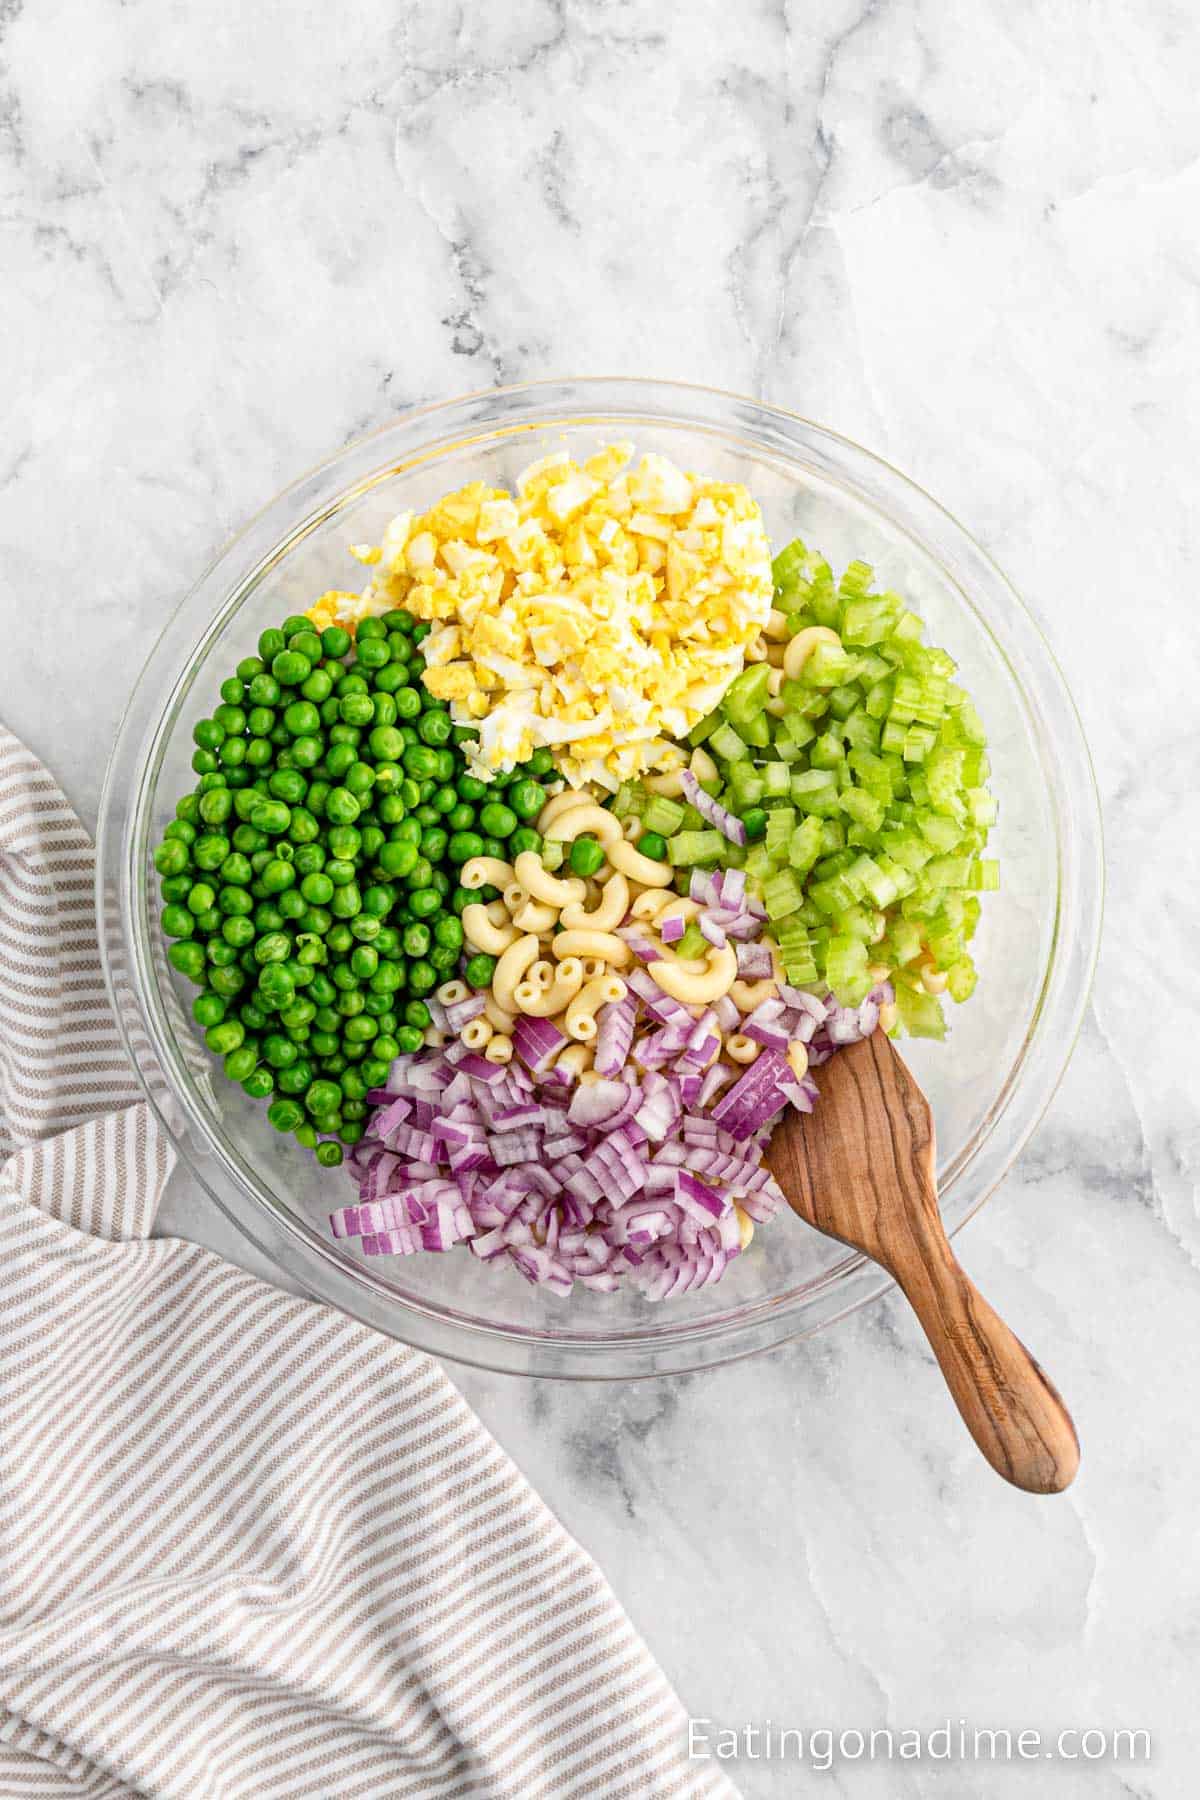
[766,1031,1079,1494]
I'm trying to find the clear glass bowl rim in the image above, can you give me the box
[97,377,1104,1380]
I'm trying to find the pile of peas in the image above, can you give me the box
[154,610,557,1164]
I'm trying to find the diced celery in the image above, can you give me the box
[819,819,846,854]
[611,781,648,819]
[800,643,856,688]
[688,713,719,747]
[740,713,771,749]
[771,539,810,593]
[708,722,749,763]
[765,806,796,859]
[667,829,725,867]
[895,980,947,1039]
[918,813,961,852]
[788,816,824,873]
[947,957,977,1003]
[722,663,771,732]
[781,709,817,749]
[886,917,924,966]
[744,842,773,883]
[825,934,871,1005]
[810,731,846,771]
[762,869,804,921]
[540,839,565,871]
[642,795,685,837]
[790,770,841,815]
[762,762,792,799]
[839,787,885,834]
[675,922,708,960]
[968,858,1000,891]
[726,764,765,808]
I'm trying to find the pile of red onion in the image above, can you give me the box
[330,868,892,1297]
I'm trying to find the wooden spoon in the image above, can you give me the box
[765,1030,1079,1494]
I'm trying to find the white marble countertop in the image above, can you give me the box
[4,2,1198,1793]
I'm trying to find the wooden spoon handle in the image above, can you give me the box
[888,1216,1080,1494]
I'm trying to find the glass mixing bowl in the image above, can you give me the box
[97,379,1103,1378]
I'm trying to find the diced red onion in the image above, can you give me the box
[680,769,748,847]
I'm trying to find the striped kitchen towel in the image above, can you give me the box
[0,726,735,1800]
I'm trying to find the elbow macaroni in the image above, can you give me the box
[648,943,739,1004]
[513,850,586,908]
[560,872,629,932]
[782,625,841,681]
[462,903,518,956]
[564,974,627,1042]
[492,935,541,1010]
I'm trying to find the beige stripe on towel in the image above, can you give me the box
[0,727,735,1800]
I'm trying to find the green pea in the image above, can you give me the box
[214,703,246,736]
[401,922,430,958]
[219,737,247,768]
[568,835,605,878]
[205,1020,245,1056]
[740,807,768,841]
[222,915,255,948]
[464,954,496,989]
[395,1025,424,1054]
[276,1060,315,1095]
[155,839,190,878]
[261,1033,297,1069]
[249,799,291,835]
[339,692,375,727]
[479,801,518,838]
[507,778,545,821]
[300,667,333,704]
[403,744,438,781]
[509,827,542,857]
[247,672,282,708]
[194,833,231,871]
[298,872,331,906]
[348,945,378,980]
[636,830,668,860]
[196,787,232,827]
[254,931,292,965]
[315,1141,344,1167]
[192,993,226,1028]
[325,787,360,826]
[344,761,375,798]
[408,887,440,920]
[417,710,451,746]
[223,1045,259,1083]
[208,940,239,968]
[321,625,351,659]
[268,767,306,803]
[267,1098,304,1132]
[291,735,324,770]
[373,838,412,879]
[209,964,246,996]
[241,1067,274,1099]
[478,836,504,860]
[447,830,484,865]
[165,941,204,982]
[432,787,457,817]
[355,637,389,670]
[271,649,311,686]
[329,882,362,920]
[420,827,448,863]
[161,904,194,938]
[433,915,463,951]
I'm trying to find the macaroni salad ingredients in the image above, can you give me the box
[156,442,997,1302]
[308,444,773,790]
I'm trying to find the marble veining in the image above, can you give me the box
[3,1,1198,1793]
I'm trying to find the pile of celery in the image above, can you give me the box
[606,540,998,1038]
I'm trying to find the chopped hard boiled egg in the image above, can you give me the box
[309,444,772,788]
